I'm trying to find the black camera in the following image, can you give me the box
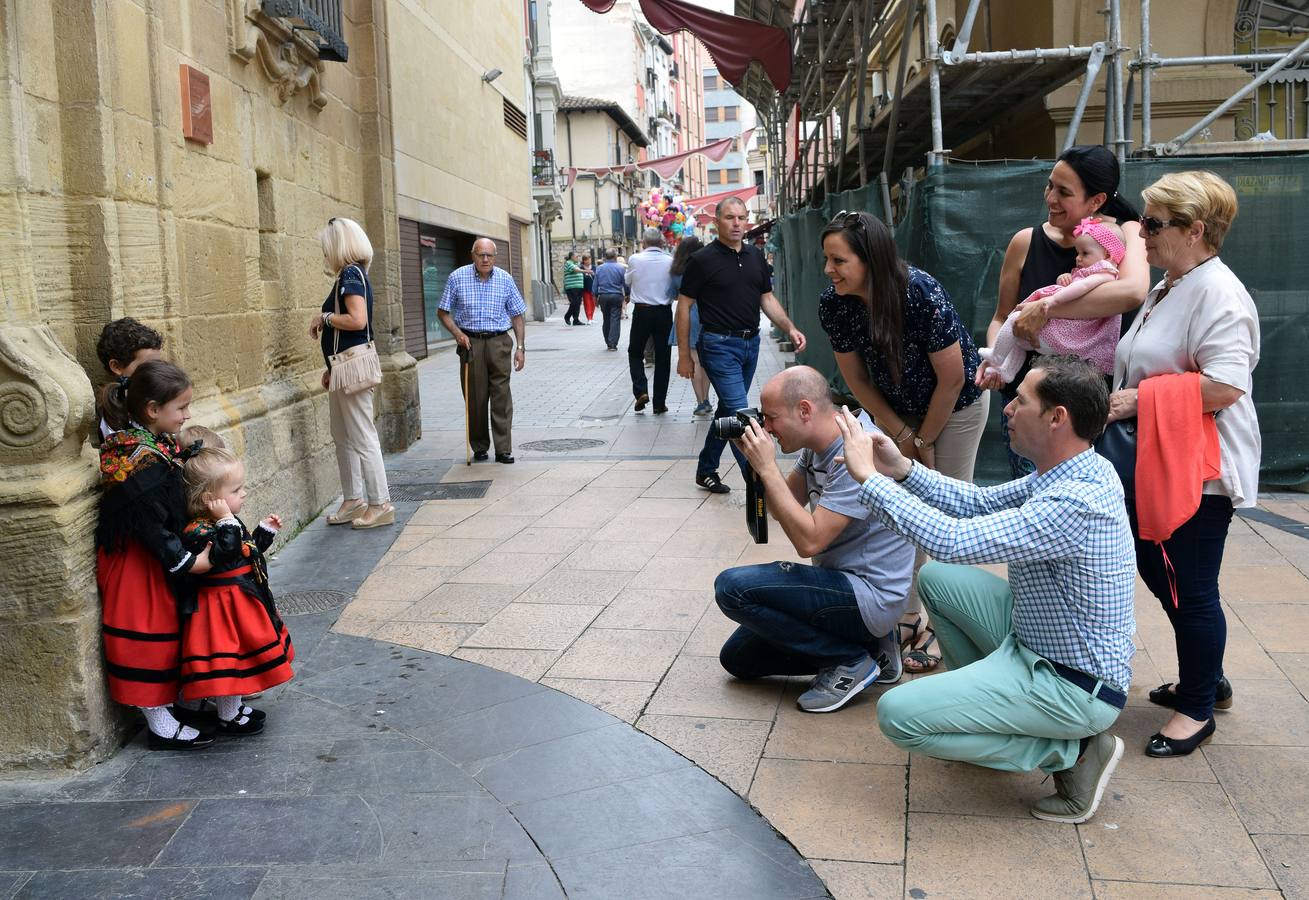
[710,408,768,545]
[710,407,764,441]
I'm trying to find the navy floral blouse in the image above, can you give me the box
[818,267,982,417]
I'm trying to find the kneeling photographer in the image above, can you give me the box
[714,366,915,713]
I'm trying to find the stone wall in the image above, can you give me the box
[0,0,418,769]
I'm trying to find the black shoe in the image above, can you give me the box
[148,723,215,751]
[215,713,265,737]
[696,472,730,494]
[473,451,489,462]
[607,346,617,351]
[634,393,649,412]
[1146,717,1214,758]
[653,406,668,415]
[172,702,266,730]
[1148,678,1233,711]
[495,453,515,464]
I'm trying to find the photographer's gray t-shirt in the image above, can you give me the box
[794,412,915,637]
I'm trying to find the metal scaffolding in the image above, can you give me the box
[733,0,1309,218]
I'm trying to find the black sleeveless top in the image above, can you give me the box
[1003,224,1080,399]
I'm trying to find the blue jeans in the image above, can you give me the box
[1128,494,1234,721]
[695,331,760,478]
[716,562,874,677]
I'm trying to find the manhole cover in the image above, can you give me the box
[389,481,491,501]
[279,590,352,616]
[519,438,607,452]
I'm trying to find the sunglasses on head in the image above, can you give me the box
[832,210,865,229]
[1139,215,1183,237]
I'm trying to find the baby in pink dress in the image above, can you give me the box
[978,217,1126,384]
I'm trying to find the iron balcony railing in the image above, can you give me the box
[261,0,349,62]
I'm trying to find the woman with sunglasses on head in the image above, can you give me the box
[818,211,989,674]
[1110,171,1259,758]
[980,145,1149,477]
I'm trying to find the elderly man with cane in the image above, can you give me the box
[438,238,527,464]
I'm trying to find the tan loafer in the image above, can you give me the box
[352,503,395,529]
[327,501,366,525]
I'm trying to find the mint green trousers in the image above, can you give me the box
[877,562,1121,773]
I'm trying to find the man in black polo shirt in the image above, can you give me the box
[676,197,806,492]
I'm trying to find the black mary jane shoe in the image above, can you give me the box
[147,723,215,752]
[215,713,265,738]
[1147,677,1233,711]
[173,702,266,730]
[1145,718,1215,758]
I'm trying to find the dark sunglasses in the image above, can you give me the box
[1139,215,1183,237]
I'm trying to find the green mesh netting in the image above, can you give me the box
[778,156,1309,487]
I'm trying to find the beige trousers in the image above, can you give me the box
[900,392,991,615]
[460,332,514,455]
[329,386,390,505]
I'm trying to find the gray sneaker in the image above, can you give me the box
[1030,732,1124,824]
[797,654,881,713]
[872,631,903,684]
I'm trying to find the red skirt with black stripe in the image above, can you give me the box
[97,540,181,707]
[180,567,294,700]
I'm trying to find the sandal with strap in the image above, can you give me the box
[903,627,941,673]
[147,722,215,752]
[897,615,923,651]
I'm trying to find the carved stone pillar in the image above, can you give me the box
[0,326,112,768]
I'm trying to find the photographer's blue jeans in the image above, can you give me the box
[695,331,760,479]
[716,562,874,677]
[1127,494,1234,722]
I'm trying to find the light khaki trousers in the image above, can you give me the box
[329,386,390,505]
[460,332,514,455]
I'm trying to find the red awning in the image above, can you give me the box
[578,0,792,92]
[684,185,759,212]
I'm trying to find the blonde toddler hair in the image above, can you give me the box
[320,216,373,274]
[183,447,240,519]
[180,424,227,450]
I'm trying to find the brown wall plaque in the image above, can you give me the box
[179,64,213,144]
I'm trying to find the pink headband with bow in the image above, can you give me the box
[1072,217,1126,265]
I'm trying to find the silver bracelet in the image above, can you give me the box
[322,311,332,327]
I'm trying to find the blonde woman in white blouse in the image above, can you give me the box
[1108,171,1260,759]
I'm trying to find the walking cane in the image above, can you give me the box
[457,344,472,466]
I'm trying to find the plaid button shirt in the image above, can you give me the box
[857,448,1137,691]
[438,265,526,332]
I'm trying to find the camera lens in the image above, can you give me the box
[710,416,745,440]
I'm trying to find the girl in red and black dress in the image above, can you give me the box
[96,360,216,751]
[178,447,294,735]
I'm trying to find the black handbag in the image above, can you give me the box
[1095,418,1136,494]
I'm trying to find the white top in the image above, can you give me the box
[624,247,673,306]
[1113,257,1261,507]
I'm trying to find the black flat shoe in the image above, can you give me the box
[147,724,215,751]
[1146,718,1215,758]
[215,714,265,737]
[473,451,489,462]
[172,703,266,730]
[495,453,515,464]
[1148,677,1233,710]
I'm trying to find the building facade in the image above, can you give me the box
[671,31,709,198]
[703,66,757,193]
[556,96,651,257]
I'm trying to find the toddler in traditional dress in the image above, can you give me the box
[978,217,1126,385]
[177,448,294,736]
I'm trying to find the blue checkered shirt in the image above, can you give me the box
[857,448,1136,691]
[438,265,526,332]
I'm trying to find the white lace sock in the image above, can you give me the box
[214,695,250,724]
[141,705,199,741]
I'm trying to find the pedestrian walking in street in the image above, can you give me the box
[666,235,713,416]
[676,198,806,493]
[175,447,294,738]
[309,217,393,529]
[625,228,674,414]
[593,248,628,351]
[581,253,597,323]
[562,250,585,325]
[96,360,217,751]
[438,238,527,464]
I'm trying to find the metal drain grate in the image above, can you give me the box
[389,480,491,501]
[519,438,607,452]
[279,590,352,616]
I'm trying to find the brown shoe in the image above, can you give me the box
[352,503,395,529]
[327,500,366,525]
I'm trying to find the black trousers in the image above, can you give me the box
[564,288,584,324]
[628,304,672,406]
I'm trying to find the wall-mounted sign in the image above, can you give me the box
[580,208,594,220]
[180,64,212,144]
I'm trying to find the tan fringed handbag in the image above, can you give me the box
[328,264,383,395]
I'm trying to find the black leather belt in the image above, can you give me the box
[702,325,759,339]
[1049,659,1126,709]
[464,330,508,339]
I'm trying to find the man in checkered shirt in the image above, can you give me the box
[438,238,527,464]
[834,355,1136,825]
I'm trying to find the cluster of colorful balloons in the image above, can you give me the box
[639,188,691,245]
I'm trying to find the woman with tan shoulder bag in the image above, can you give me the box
[309,217,393,529]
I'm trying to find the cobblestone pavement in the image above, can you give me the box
[342,311,1309,898]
